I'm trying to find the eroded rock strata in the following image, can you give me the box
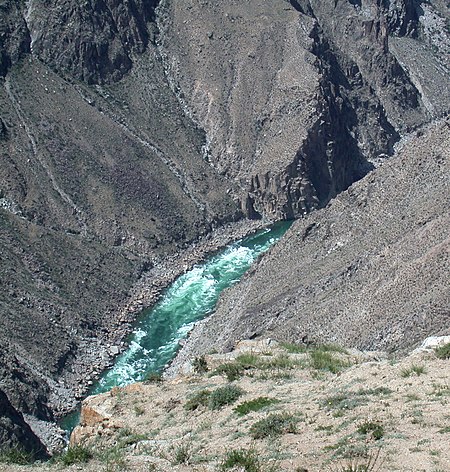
[0,0,448,452]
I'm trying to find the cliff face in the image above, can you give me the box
[156,0,447,219]
[0,0,30,78]
[0,388,48,460]
[0,0,448,453]
[28,0,158,84]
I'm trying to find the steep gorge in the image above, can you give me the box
[0,0,448,454]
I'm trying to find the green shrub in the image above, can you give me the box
[317,343,348,354]
[221,448,260,471]
[214,362,244,381]
[99,446,127,471]
[322,393,366,412]
[209,385,245,410]
[234,397,280,416]
[435,343,450,360]
[59,445,93,466]
[0,447,35,465]
[184,389,211,411]
[235,352,261,368]
[171,443,192,465]
[279,341,308,353]
[264,353,297,370]
[322,387,391,414]
[117,428,148,447]
[309,349,349,373]
[400,364,427,378]
[357,421,384,440]
[144,371,163,383]
[192,355,208,374]
[214,352,303,382]
[250,413,298,439]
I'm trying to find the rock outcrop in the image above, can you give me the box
[27,0,159,84]
[0,0,30,78]
[0,388,49,460]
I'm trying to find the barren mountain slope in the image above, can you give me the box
[171,120,450,369]
[157,0,448,218]
[1,0,238,449]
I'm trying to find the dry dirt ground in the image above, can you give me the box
[3,337,449,472]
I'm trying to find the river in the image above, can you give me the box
[61,220,291,431]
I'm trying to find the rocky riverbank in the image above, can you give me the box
[41,219,273,449]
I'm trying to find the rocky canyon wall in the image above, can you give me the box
[0,0,448,453]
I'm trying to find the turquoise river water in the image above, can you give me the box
[61,221,291,431]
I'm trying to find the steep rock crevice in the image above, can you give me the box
[243,0,436,220]
[308,0,428,130]
[245,17,391,219]
[384,0,422,37]
[0,350,53,423]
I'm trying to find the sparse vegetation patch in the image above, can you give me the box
[309,348,350,373]
[171,442,193,465]
[333,447,383,471]
[435,343,450,360]
[58,445,93,466]
[220,447,260,472]
[213,352,301,381]
[185,389,211,411]
[279,341,308,353]
[323,387,392,414]
[209,385,245,410]
[234,397,280,416]
[0,447,35,465]
[357,421,384,440]
[144,371,163,383]
[60,337,450,472]
[192,355,209,374]
[250,413,298,439]
[214,362,244,381]
[400,364,427,377]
